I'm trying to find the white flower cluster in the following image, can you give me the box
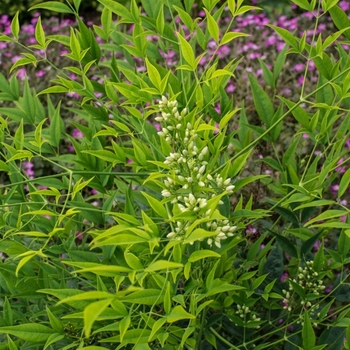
[282,260,325,313]
[157,96,237,248]
[236,304,261,329]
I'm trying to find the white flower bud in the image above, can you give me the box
[226,185,235,192]
[167,231,176,238]
[161,189,172,197]
[199,165,206,174]
[224,178,231,186]
[189,193,196,205]
[155,116,163,122]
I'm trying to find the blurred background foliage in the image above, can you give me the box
[0,0,293,21]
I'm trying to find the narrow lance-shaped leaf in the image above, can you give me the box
[0,324,56,343]
[141,191,168,219]
[35,17,46,48]
[29,2,74,13]
[248,73,274,127]
[303,312,316,349]
[338,168,350,198]
[177,32,195,70]
[204,9,219,43]
[84,299,111,338]
[145,57,161,92]
[266,24,299,50]
[166,305,195,323]
[11,12,20,40]
[49,100,62,148]
[329,5,350,41]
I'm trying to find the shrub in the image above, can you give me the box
[0,0,350,349]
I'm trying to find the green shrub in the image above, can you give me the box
[0,0,350,349]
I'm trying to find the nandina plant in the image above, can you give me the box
[0,0,350,349]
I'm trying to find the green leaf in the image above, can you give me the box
[0,324,55,343]
[3,297,13,326]
[291,0,312,11]
[301,230,323,256]
[84,299,111,338]
[173,5,194,30]
[29,2,74,14]
[248,73,274,126]
[177,32,195,70]
[188,250,221,262]
[37,86,69,95]
[15,251,37,276]
[97,0,134,22]
[7,335,18,350]
[329,5,350,41]
[49,100,62,148]
[303,312,316,349]
[204,9,219,43]
[166,305,195,323]
[43,333,65,350]
[145,58,162,92]
[82,150,123,164]
[156,3,165,34]
[124,251,143,270]
[273,44,289,86]
[146,260,183,272]
[220,32,249,46]
[305,210,347,227]
[11,12,20,40]
[57,291,115,305]
[273,232,298,258]
[119,316,130,343]
[266,24,298,50]
[141,191,168,219]
[35,17,46,48]
[122,289,164,305]
[338,168,350,198]
[205,282,245,297]
[63,263,132,277]
[46,307,63,333]
[184,228,217,244]
[103,329,152,343]
[258,57,274,88]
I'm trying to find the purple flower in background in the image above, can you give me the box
[335,158,346,173]
[72,129,84,138]
[280,272,289,282]
[23,161,35,179]
[35,70,46,78]
[16,68,27,80]
[293,63,305,72]
[339,0,350,11]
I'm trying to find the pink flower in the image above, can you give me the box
[280,272,289,282]
[297,76,304,86]
[226,84,236,93]
[335,158,346,173]
[72,129,84,138]
[339,0,350,11]
[35,70,46,78]
[293,63,305,72]
[16,68,27,80]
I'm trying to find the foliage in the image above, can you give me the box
[0,0,350,349]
